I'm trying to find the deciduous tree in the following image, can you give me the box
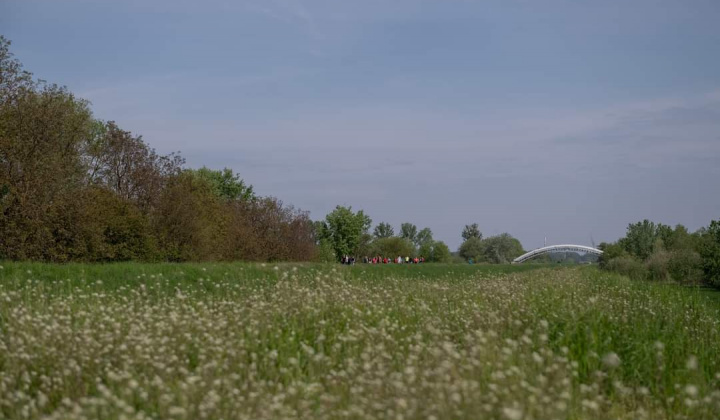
[462,223,482,241]
[373,222,394,239]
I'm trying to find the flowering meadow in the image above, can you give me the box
[0,262,719,419]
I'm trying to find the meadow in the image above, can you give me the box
[0,262,719,419]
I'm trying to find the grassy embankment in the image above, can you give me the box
[0,261,719,419]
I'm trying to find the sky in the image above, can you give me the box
[3,0,720,250]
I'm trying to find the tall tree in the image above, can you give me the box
[0,78,94,259]
[400,223,418,243]
[373,222,395,239]
[318,206,371,260]
[415,227,433,248]
[84,121,183,213]
[462,223,482,241]
[620,220,670,260]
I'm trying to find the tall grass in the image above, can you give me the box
[0,262,718,419]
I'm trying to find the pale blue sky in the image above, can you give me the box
[3,0,720,249]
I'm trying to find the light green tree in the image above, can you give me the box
[419,240,452,262]
[371,237,415,258]
[190,167,254,202]
[482,233,524,264]
[415,227,433,248]
[432,241,452,263]
[317,206,372,261]
[458,237,484,262]
[400,223,418,243]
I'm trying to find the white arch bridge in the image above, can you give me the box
[512,244,603,264]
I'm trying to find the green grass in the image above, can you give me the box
[0,261,719,419]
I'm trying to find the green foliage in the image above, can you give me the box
[400,223,417,243]
[606,256,648,281]
[373,222,394,238]
[481,234,524,264]
[424,240,452,263]
[598,242,628,268]
[315,239,337,262]
[189,167,254,201]
[415,227,433,248]
[458,237,484,262]
[700,220,720,287]
[318,206,372,260]
[645,246,670,282]
[601,221,719,287]
[619,219,671,260]
[370,237,415,258]
[152,172,225,261]
[459,234,524,264]
[0,37,317,263]
[461,223,482,241]
[418,241,433,260]
[667,248,704,284]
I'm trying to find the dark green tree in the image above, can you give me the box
[700,220,720,286]
[462,223,482,241]
[373,222,395,239]
[620,220,671,260]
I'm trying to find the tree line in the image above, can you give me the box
[313,210,525,265]
[598,219,720,287]
[0,36,316,262]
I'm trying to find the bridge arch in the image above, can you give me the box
[512,244,603,264]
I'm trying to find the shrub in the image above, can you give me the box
[645,248,670,282]
[667,249,703,284]
[606,256,648,281]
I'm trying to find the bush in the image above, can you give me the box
[606,257,648,281]
[667,249,703,284]
[645,249,670,282]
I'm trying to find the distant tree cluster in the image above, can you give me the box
[457,224,524,264]
[0,36,316,262]
[313,207,453,263]
[599,219,720,287]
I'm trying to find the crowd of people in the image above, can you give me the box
[341,256,426,265]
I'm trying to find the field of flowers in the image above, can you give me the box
[1,262,719,419]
